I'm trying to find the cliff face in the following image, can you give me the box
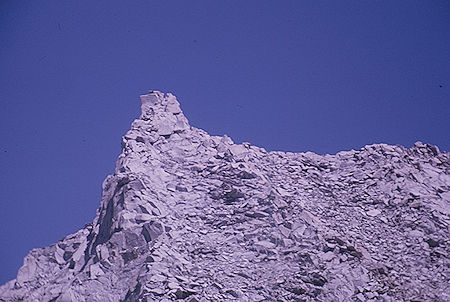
[1,91,449,302]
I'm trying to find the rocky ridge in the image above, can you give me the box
[0,91,449,301]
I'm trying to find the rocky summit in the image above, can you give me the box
[1,91,449,302]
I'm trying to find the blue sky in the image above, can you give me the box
[0,1,449,284]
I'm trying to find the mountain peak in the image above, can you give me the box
[1,91,449,302]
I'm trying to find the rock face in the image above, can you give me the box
[1,91,449,302]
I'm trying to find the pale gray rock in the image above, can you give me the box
[1,90,449,302]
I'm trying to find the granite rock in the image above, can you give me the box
[1,91,449,301]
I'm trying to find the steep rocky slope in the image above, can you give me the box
[1,91,449,302]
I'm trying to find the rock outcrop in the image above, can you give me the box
[1,91,449,301]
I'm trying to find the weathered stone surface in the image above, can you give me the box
[1,91,449,301]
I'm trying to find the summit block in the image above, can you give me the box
[1,91,449,301]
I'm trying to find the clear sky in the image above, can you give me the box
[0,1,449,284]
